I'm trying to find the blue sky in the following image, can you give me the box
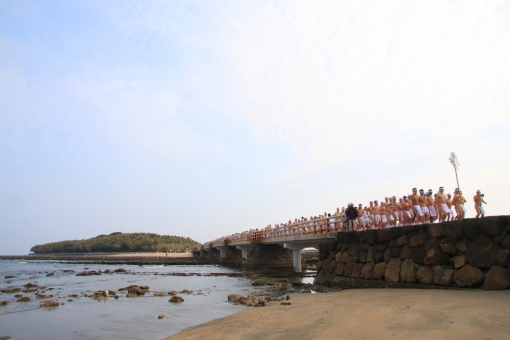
[1,0,509,254]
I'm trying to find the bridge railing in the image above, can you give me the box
[208,215,346,247]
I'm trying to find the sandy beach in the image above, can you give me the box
[166,288,510,340]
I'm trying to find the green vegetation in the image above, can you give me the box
[30,232,202,253]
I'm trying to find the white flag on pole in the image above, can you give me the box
[449,152,460,171]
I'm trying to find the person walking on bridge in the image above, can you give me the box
[345,203,358,231]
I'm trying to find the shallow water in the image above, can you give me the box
[0,261,261,339]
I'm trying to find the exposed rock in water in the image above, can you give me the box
[158,314,164,319]
[40,300,60,307]
[17,297,31,302]
[104,269,111,274]
[46,272,54,277]
[76,271,102,276]
[168,291,178,296]
[0,288,21,294]
[24,283,38,288]
[280,301,292,305]
[180,289,192,294]
[36,294,51,300]
[114,268,128,273]
[227,294,267,307]
[0,301,10,306]
[5,275,15,279]
[169,296,184,303]
[152,292,167,297]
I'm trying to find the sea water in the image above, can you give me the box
[0,260,271,339]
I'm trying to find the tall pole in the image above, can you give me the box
[449,152,460,189]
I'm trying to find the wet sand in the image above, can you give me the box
[165,288,510,340]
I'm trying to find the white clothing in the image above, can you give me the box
[421,206,429,214]
[460,204,467,213]
[428,206,437,217]
[479,205,485,215]
[440,203,451,215]
[414,205,424,217]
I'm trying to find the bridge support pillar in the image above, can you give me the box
[215,246,228,258]
[236,245,252,260]
[284,242,320,272]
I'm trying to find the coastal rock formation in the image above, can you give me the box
[158,314,164,319]
[40,301,60,307]
[169,296,184,303]
[313,217,510,290]
[1,288,21,294]
[114,268,128,273]
[0,301,9,306]
[76,271,102,276]
[227,294,266,307]
[17,297,31,302]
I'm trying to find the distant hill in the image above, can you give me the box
[30,232,202,253]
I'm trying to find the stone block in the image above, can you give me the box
[359,250,367,263]
[502,235,510,248]
[429,222,464,239]
[385,258,402,282]
[412,247,426,265]
[327,260,337,274]
[456,240,467,252]
[465,234,500,268]
[483,266,510,290]
[335,262,345,276]
[478,217,504,236]
[365,230,377,244]
[496,249,510,267]
[439,238,457,255]
[319,250,329,261]
[351,263,364,278]
[451,255,466,269]
[353,250,361,262]
[344,257,355,277]
[328,251,336,261]
[348,244,357,256]
[361,263,373,279]
[384,248,391,263]
[357,242,369,250]
[463,219,482,240]
[425,237,438,251]
[417,266,433,284]
[401,224,422,235]
[377,229,391,243]
[389,227,402,238]
[495,231,507,244]
[424,247,443,266]
[391,247,401,258]
[409,233,427,247]
[322,258,330,272]
[400,259,417,283]
[326,241,340,251]
[342,251,349,263]
[341,244,349,252]
[401,245,412,259]
[366,246,375,262]
[433,266,454,286]
[373,262,386,280]
[376,244,387,252]
[454,264,485,287]
[394,235,408,247]
[316,261,323,272]
[335,251,343,263]
[374,252,385,263]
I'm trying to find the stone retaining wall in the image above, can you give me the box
[314,216,510,290]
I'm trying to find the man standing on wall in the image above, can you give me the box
[345,203,358,231]
[474,190,487,218]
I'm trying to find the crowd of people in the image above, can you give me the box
[211,187,487,244]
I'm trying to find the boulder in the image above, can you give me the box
[351,263,364,278]
[409,233,427,247]
[451,255,466,269]
[361,263,373,279]
[158,314,164,319]
[280,301,292,305]
[316,261,323,272]
[465,234,500,268]
[502,235,510,248]
[377,229,391,242]
[394,235,408,247]
[104,269,111,274]
[334,251,343,263]
[384,248,391,263]
[497,249,510,267]
[401,245,412,259]
[327,260,336,274]
[322,258,330,272]
[0,301,9,306]
[153,292,167,297]
[424,237,438,251]
[342,251,349,263]
[416,266,433,284]
[17,297,30,302]
[433,267,454,286]
[169,296,184,303]
[391,247,401,258]
[328,251,336,261]
[374,252,385,264]
[454,264,485,287]
[40,301,60,307]
[373,262,386,279]
[359,250,367,263]
[384,258,402,282]
[318,250,328,261]
[344,257,355,277]
[478,219,504,236]
[463,219,482,240]
[366,246,375,262]
[400,259,417,283]
[424,247,443,266]
[412,247,426,265]
[439,239,457,255]
[334,262,345,276]
[456,240,467,252]
[495,231,507,244]
[429,222,464,238]
[483,266,510,290]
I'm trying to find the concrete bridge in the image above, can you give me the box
[195,217,342,272]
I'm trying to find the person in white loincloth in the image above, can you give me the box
[409,188,423,224]
[418,189,430,224]
[474,190,487,218]
[459,191,467,219]
[426,190,437,223]
[436,187,451,223]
